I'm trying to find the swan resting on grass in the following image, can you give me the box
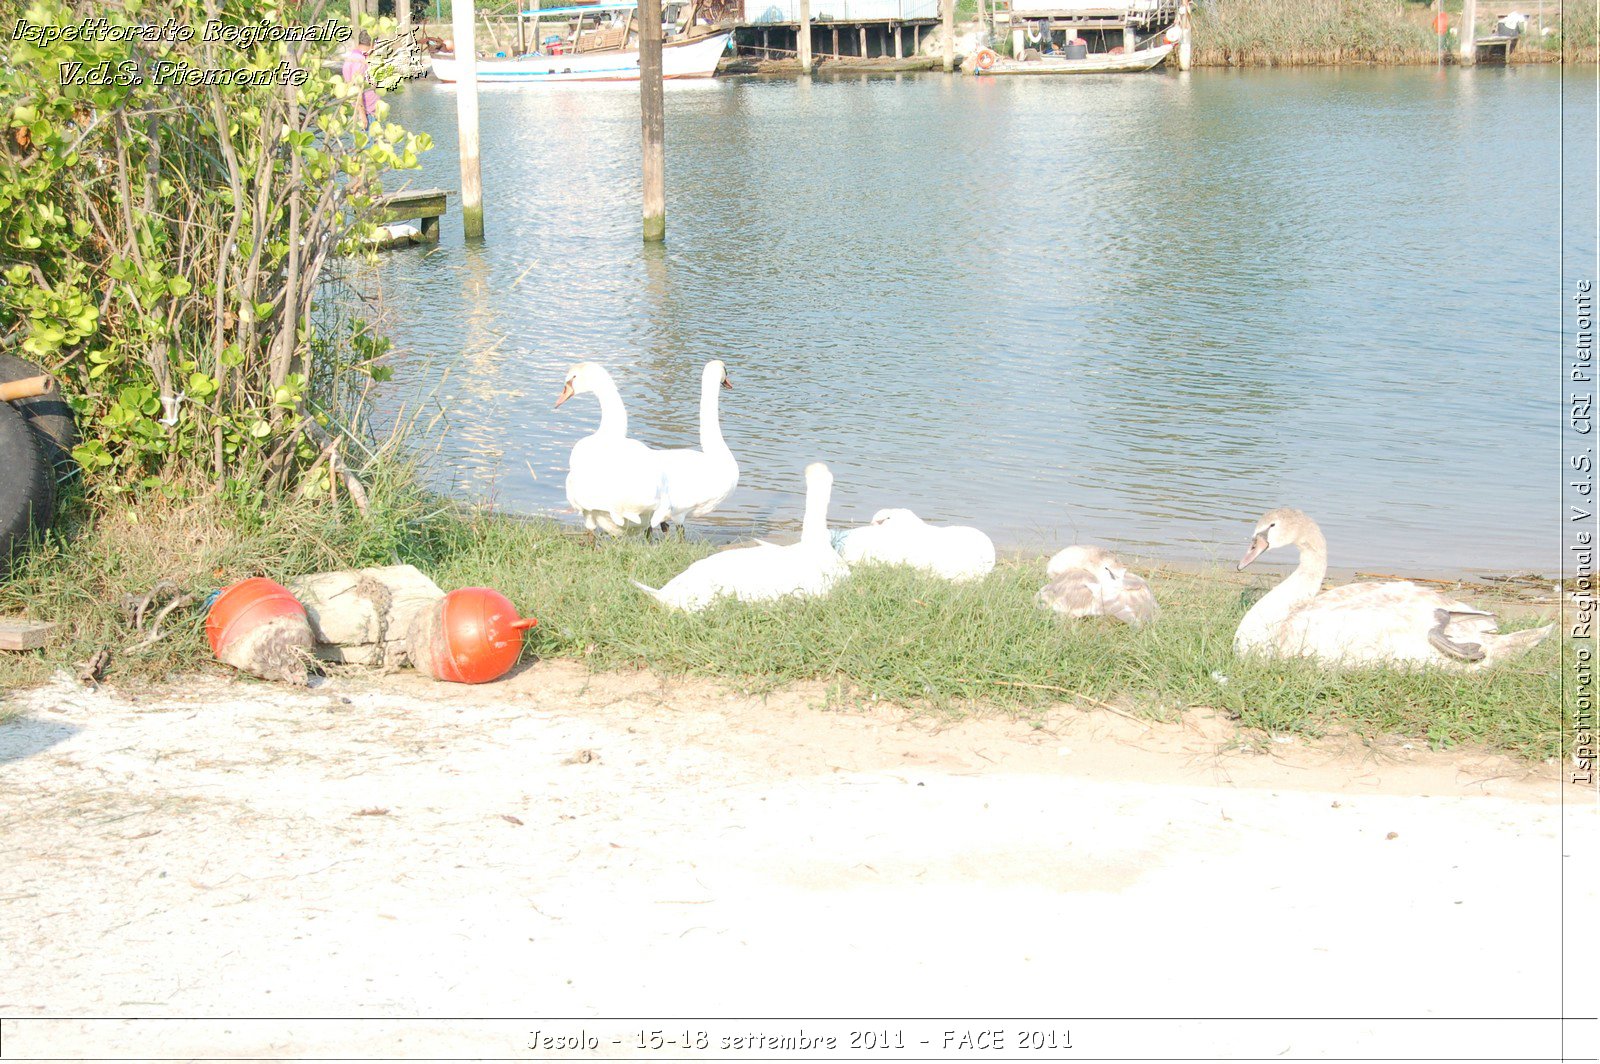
[657,359,739,534]
[1036,545,1159,626]
[1234,507,1552,668]
[832,508,996,583]
[556,361,671,538]
[633,462,847,611]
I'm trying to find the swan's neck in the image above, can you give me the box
[1242,528,1328,633]
[800,477,831,550]
[593,376,628,438]
[698,374,727,455]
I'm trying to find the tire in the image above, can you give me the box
[0,353,79,474]
[0,401,55,581]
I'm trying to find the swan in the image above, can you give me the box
[657,360,738,532]
[1234,507,1552,668]
[834,508,996,583]
[1037,545,1159,626]
[633,463,847,611]
[556,362,671,538]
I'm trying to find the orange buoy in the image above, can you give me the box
[974,47,999,70]
[1433,11,1448,34]
[407,587,537,684]
[206,577,314,684]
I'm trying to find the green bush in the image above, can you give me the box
[1,0,430,493]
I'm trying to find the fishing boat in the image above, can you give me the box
[973,40,1174,75]
[429,2,733,84]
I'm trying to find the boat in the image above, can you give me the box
[429,2,733,84]
[974,41,1174,75]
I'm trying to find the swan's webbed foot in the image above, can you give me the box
[1428,609,1486,662]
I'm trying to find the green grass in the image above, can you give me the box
[1,476,1563,759]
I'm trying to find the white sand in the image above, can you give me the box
[0,662,1593,1059]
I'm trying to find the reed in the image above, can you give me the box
[1192,0,1439,66]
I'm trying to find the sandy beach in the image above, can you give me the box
[1,661,1592,1059]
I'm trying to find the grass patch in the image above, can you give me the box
[1,478,1563,760]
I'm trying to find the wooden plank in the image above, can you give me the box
[375,188,450,223]
[0,619,59,652]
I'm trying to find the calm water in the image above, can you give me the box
[376,65,1591,575]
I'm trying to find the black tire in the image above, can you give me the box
[0,353,79,474]
[0,401,55,581]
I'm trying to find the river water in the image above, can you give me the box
[376,64,1592,575]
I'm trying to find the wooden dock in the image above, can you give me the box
[372,188,454,249]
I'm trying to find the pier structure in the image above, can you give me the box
[995,1,1178,56]
[734,0,944,63]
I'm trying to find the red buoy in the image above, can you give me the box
[206,577,314,684]
[1433,11,1449,34]
[407,587,536,684]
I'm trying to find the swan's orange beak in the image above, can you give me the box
[554,381,574,408]
[721,375,733,391]
[1238,534,1268,571]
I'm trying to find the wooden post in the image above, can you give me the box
[1458,0,1477,63]
[397,0,412,43]
[832,25,839,56]
[941,0,953,70]
[452,0,485,238]
[797,0,813,72]
[639,0,666,242]
[859,24,867,56]
[913,22,920,52]
[517,9,526,55]
[1177,0,1192,70]
[1123,22,1135,51]
[893,22,902,58]
[349,0,366,27]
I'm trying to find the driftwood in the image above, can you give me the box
[287,564,445,666]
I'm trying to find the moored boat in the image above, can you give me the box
[430,29,733,84]
[973,41,1174,75]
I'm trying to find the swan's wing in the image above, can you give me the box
[1106,571,1159,626]
[1036,570,1100,617]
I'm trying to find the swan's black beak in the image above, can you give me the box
[1238,534,1268,571]
[554,381,575,409]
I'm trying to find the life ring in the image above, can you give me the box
[974,47,999,70]
[1163,24,1183,45]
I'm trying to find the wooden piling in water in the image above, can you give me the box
[1177,0,1192,70]
[452,0,485,239]
[941,0,954,70]
[797,0,813,72]
[1458,0,1478,63]
[639,0,666,242]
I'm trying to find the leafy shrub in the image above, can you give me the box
[0,0,429,493]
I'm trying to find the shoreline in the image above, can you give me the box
[482,505,1566,589]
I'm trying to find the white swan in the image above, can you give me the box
[633,463,847,611]
[1235,507,1552,668]
[556,362,670,537]
[835,508,996,583]
[1037,545,1159,626]
[657,360,738,532]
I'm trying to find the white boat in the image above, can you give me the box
[430,31,733,84]
[975,41,1174,75]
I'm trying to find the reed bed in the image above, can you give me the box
[0,480,1565,760]
[1192,0,1443,66]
